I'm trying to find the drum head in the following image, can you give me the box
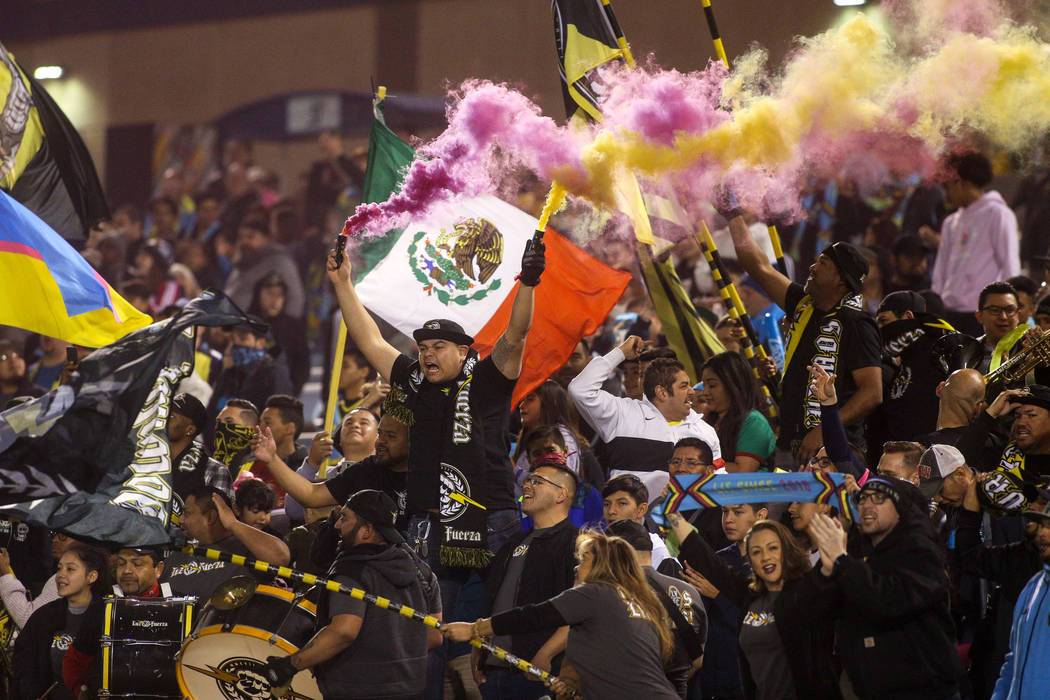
[178,632,320,700]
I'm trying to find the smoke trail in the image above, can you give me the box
[346,0,1050,237]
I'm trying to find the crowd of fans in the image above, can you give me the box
[2,138,1050,700]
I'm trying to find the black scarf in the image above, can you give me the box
[387,350,490,568]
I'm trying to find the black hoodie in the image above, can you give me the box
[317,543,440,699]
[809,489,962,700]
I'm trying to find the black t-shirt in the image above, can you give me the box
[779,284,881,451]
[390,354,518,512]
[326,456,409,533]
[879,316,952,442]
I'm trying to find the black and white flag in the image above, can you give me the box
[0,290,262,546]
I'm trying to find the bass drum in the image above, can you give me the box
[99,596,196,699]
[177,584,321,700]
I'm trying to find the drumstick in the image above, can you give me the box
[180,545,574,693]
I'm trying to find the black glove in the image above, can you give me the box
[262,654,297,688]
[518,234,546,287]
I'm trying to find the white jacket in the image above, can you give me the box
[569,347,721,500]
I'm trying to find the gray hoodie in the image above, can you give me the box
[317,543,440,699]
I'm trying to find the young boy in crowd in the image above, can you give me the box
[601,474,670,567]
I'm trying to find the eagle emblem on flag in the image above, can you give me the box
[407,218,504,306]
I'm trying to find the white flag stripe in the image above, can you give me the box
[356,195,537,337]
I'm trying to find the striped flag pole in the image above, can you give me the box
[696,221,780,417]
[700,0,729,67]
[697,1,789,277]
[180,546,571,691]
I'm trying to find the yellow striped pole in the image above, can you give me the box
[696,2,789,276]
[697,221,779,418]
[180,546,570,690]
[700,0,729,68]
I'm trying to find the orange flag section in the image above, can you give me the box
[473,228,631,405]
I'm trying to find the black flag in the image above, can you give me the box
[1,41,110,246]
[0,290,264,546]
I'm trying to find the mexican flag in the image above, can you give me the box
[354,98,630,403]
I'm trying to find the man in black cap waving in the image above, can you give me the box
[325,236,543,600]
[726,214,882,467]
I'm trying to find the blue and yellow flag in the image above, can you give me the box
[0,190,151,347]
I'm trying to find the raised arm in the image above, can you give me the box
[490,235,545,379]
[727,215,790,309]
[326,249,400,381]
[568,336,644,441]
[251,427,339,509]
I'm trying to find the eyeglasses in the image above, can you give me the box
[808,456,834,469]
[525,473,566,491]
[0,353,19,362]
[669,458,710,469]
[855,491,889,505]
[981,305,1019,317]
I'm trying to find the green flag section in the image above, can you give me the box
[639,246,725,383]
[354,99,416,282]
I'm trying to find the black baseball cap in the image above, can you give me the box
[1010,385,1050,412]
[878,290,927,316]
[413,319,474,346]
[346,490,404,545]
[891,234,933,257]
[172,393,208,434]
[822,242,869,294]
[605,519,653,552]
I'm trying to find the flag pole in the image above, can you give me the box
[697,220,779,418]
[696,1,789,277]
[180,545,573,691]
[320,86,389,478]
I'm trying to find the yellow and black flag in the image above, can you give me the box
[552,0,630,125]
[1,41,109,247]
[552,1,725,377]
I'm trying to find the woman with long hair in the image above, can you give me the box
[670,515,842,700]
[699,351,776,472]
[443,531,679,699]
[13,544,110,700]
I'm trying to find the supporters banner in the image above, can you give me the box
[0,190,151,347]
[0,291,259,546]
[0,42,109,246]
[661,472,857,521]
[354,102,630,403]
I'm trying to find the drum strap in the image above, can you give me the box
[109,582,173,597]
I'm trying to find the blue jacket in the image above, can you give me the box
[993,565,1050,700]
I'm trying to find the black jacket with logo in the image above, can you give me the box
[483,517,578,663]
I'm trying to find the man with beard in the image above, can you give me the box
[957,385,1050,513]
[251,413,411,534]
[885,234,933,294]
[726,213,882,466]
[872,291,956,445]
[62,547,172,696]
[991,499,1050,698]
[261,490,441,699]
